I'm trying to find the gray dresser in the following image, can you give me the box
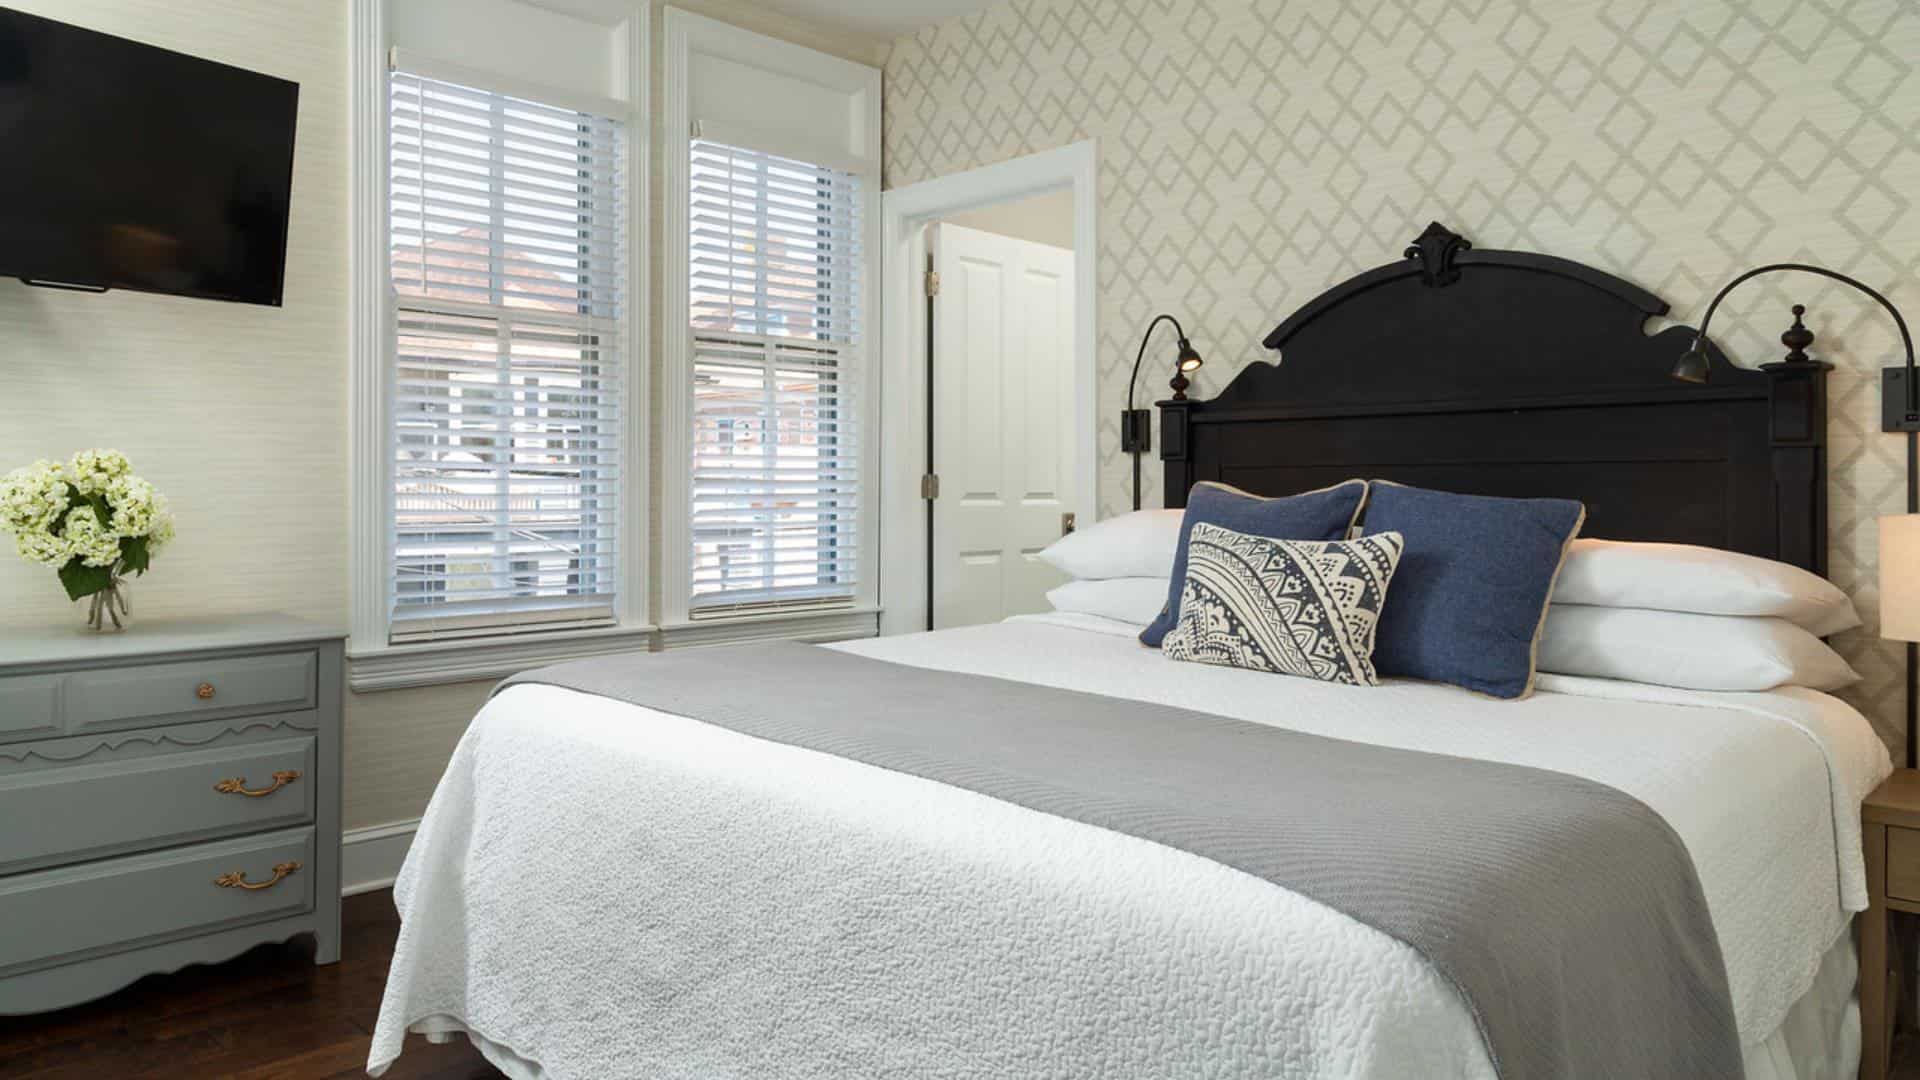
[0,614,343,1014]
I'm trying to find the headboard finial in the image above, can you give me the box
[1404,222,1471,287]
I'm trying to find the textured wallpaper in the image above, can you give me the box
[0,0,349,632]
[883,0,1920,754]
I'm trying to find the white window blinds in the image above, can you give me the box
[388,68,627,644]
[688,139,863,616]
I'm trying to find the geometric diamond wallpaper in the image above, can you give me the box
[883,0,1920,754]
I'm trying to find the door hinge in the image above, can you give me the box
[921,473,940,500]
[924,270,941,297]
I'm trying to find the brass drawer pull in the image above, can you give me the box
[214,861,302,891]
[213,769,302,798]
[196,682,216,700]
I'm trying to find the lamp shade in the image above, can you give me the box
[1881,514,1920,641]
[1176,339,1203,372]
[1671,337,1710,384]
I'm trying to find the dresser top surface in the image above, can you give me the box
[0,614,344,668]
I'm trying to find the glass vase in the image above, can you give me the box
[84,575,130,632]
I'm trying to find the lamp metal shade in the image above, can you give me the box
[1671,338,1710,384]
[1881,514,1920,641]
[1177,340,1203,372]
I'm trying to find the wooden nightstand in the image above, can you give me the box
[1863,770,1920,1080]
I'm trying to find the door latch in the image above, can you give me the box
[1061,512,1076,535]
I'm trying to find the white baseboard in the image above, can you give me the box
[342,818,420,896]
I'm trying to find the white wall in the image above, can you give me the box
[0,0,890,834]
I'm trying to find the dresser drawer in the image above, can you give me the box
[0,827,314,977]
[0,675,61,743]
[0,737,315,875]
[59,650,316,736]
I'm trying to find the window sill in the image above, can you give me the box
[347,624,658,693]
[658,606,880,650]
[346,607,882,692]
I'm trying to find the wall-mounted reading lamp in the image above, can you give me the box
[1676,263,1918,766]
[1121,313,1203,512]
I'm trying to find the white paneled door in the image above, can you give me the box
[930,223,1077,629]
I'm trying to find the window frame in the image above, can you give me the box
[347,1,651,690]
[385,66,627,643]
[660,8,883,631]
[686,143,864,617]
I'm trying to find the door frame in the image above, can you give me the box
[878,140,1099,636]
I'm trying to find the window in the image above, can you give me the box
[686,140,863,616]
[386,68,626,644]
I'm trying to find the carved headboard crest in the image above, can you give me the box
[1403,221,1471,287]
[1162,224,1831,575]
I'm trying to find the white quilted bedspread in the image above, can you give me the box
[369,614,1890,1079]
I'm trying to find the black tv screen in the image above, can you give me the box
[0,8,299,306]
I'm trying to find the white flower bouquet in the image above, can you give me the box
[0,449,175,630]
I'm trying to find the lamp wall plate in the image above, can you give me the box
[1120,408,1151,452]
[1883,368,1920,432]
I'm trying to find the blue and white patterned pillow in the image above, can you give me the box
[1162,522,1404,686]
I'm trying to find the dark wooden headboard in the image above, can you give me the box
[1159,223,1831,574]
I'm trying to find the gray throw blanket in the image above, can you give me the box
[498,642,1740,1079]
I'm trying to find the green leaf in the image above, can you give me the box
[119,535,151,575]
[57,559,112,601]
[87,494,110,526]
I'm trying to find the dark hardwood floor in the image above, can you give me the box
[0,890,503,1079]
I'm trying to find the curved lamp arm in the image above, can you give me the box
[1681,265,1919,770]
[1126,313,1188,419]
[1124,314,1202,511]
[1679,263,1916,414]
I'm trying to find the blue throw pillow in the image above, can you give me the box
[1360,481,1585,699]
[1140,479,1369,647]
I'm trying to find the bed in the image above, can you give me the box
[369,225,1889,1079]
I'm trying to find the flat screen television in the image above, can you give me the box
[0,7,299,306]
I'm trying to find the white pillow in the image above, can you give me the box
[1537,605,1861,692]
[1044,577,1170,627]
[1552,539,1860,636]
[1037,509,1183,581]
